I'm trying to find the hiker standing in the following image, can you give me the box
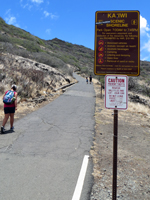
[86,77,88,84]
[1,85,17,133]
[89,75,92,84]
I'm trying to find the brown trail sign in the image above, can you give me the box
[94,10,140,76]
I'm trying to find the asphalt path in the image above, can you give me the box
[0,73,95,200]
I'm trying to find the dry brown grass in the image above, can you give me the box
[93,79,150,116]
[128,102,150,115]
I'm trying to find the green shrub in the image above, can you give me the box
[0,35,10,43]
[66,43,73,47]
[80,67,88,73]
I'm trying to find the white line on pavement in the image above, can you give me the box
[72,155,89,200]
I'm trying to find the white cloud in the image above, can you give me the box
[31,0,43,3]
[5,9,19,27]
[46,29,51,35]
[140,15,150,61]
[21,3,33,10]
[5,9,11,15]
[50,13,58,20]
[44,11,50,17]
[43,11,58,19]
[141,56,150,61]
[140,15,150,34]
[141,39,150,52]
[6,16,19,27]
[7,17,16,25]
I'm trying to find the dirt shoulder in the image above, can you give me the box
[90,81,150,200]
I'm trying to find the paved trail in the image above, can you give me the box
[0,73,95,200]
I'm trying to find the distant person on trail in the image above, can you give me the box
[86,77,88,84]
[89,75,92,84]
[1,85,17,133]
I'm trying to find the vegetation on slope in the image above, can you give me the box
[0,17,94,77]
[1,17,150,97]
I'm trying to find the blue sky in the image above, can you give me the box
[0,0,150,61]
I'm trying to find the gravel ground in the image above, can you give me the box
[90,82,150,200]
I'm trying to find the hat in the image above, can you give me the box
[11,84,17,90]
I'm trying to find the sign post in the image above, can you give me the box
[105,75,128,200]
[113,109,118,200]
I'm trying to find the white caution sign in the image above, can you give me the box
[105,75,128,110]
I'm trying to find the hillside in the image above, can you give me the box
[0,17,94,77]
[0,16,96,103]
[1,16,150,101]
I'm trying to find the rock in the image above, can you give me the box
[17,96,21,103]
[65,78,70,83]
[32,96,47,103]
[128,94,148,106]
[0,73,5,81]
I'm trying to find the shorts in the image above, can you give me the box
[4,107,15,114]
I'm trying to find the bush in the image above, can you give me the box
[0,35,10,43]
[140,85,150,97]
[128,77,138,91]
[80,67,88,74]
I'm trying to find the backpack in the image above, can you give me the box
[3,90,15,104]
